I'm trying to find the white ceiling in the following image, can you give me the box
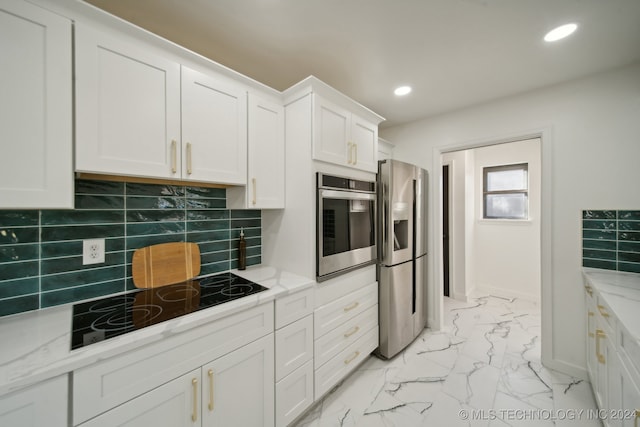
[84,0,640,128]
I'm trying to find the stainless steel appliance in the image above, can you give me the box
[316,173,376,281]
[377,159,428,359]
[71,272,267,349]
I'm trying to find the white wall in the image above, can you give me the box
[380,62,640,377]
[471,139,541,302]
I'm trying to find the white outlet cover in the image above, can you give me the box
[83,238,105,265]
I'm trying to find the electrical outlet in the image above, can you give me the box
[83,238,105,265]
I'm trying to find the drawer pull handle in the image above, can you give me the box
[191,378,198,422]
[344,302,359,312]
[595,329,606,364]
[634,409,639,427]
[353,143,357,164]
[344,326,360,338]
[208,369,214,411]
[597,305,610,318]
[347,142,353,164]
[171,140,177,174]
[584,285,593,297]
[344,351,360,365]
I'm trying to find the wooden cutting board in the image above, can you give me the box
[132,242,201,288]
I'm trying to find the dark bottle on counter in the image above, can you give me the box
[238,228,247,270]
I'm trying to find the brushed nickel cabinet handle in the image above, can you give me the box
[344,351,360,365]
[208,369,214,411]
[353,143,357,164]
[634,409,639,427]
[595,329,606,364]
[347,142,353,164]
[186,142,193,175]
[191,378,198,422]
[252,178,257,205]
[171,140,177,174]
[344,326,360,338]
[343,302,359,312]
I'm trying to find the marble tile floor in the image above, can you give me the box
[295,295,600,427]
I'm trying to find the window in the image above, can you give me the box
[483,163,528,219]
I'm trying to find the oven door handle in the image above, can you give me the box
[319,189,375,201]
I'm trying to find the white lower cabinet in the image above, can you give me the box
[315,326,378,398]
[274,289,314,426]
[201,335,274,427]
[80,335,274,427]
[79,369,200,427]
[584,274,640,427]
[0,374,67,427]
[73,303,274,426]
[313,280,379,400]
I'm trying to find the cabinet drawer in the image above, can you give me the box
[596,295,615,333]
[314,326,378,399]
[73,302,273,425]
[314,282,377,338]
[275,315,314,381]
[276,360,314,427]
[275,289,314,329]
[618,325,640,380]
[315,304,378,369]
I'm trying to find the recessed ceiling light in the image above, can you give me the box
[544,23,578,42]
[394,86,412,96]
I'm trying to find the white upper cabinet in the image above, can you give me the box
[0,0,73,208]
[75,23,181,179]
[227,93,284,209]
[313,95,379,173]
[181,66,247,185]
[75,25,247,185]
[247,94,285,208]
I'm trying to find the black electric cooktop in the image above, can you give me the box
[71,272,267,350]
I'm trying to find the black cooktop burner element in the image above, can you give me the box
[71,272,267,350]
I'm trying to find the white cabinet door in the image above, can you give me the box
[202,334,274,427]
[351,114,378,173]
[181,66,247,185]
[312,95,378,173]
[75,23,181,179]
[313,96,350,167]
[247,94,284,208]
[80,370,200,427]
[0,375,67,427]
[0,0,73,208]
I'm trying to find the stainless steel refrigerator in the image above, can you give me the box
[377,159,428,359]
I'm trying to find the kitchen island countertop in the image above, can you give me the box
[0,265,314,397]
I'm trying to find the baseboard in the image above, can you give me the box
[542,356,589,381]
[476,284,540,304]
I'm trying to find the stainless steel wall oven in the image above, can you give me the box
[316,173,376,281]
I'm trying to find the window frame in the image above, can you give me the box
[482,162,529,220]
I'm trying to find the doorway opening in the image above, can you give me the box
[439,137,541,303]
[442,164,450,297]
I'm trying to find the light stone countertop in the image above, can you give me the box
[0,265,314,397]
[582,267,640,344]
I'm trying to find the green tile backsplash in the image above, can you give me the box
[582,210,640,273]
[0,179,261,317]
